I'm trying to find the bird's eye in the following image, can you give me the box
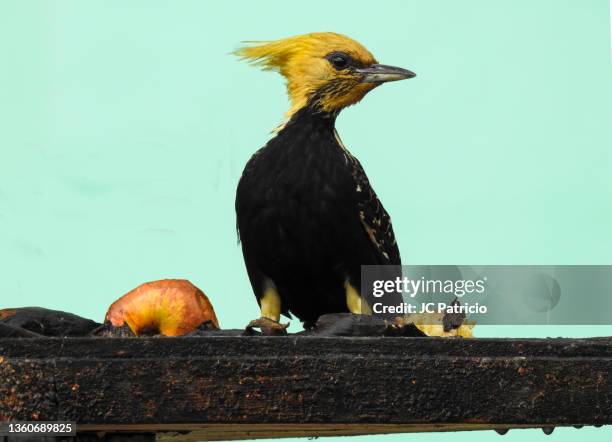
[327,53,350,70]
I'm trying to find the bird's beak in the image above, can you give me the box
[356,64,416,83]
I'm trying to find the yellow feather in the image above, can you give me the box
[235,33,378,119]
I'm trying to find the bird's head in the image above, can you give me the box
[235,32,415,119]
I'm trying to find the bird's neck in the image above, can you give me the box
[280,105,338,135]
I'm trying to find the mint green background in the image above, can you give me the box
[1,1,611,441]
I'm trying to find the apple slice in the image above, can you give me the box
[105,279,219,336]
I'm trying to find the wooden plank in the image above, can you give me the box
[0,424,557,442]
[1,336,611,440]
[72,423,574,441]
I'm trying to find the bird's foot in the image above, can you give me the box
[245,317,289,336]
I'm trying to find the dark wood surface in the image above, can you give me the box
[1,335,612,440]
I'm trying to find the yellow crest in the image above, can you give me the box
[235,33,378,118]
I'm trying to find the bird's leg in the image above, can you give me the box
[345,282,372,315]
[246,285,289,335]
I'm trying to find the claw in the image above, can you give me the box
[245,317,289,336]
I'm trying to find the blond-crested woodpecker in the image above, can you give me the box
[235,32,415,330]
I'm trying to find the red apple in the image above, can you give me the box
[105,279,219,336]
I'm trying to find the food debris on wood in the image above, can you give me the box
[0,307,100,337]
[394,306,475,338]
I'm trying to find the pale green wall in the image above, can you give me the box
[1,1,611,441]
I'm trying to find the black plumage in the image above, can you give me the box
[236,106,401,327]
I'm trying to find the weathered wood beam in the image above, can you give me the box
[1,336,611,440]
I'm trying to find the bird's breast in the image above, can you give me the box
[236,127,356,258]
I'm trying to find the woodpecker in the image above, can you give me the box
[235,33,415,330]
